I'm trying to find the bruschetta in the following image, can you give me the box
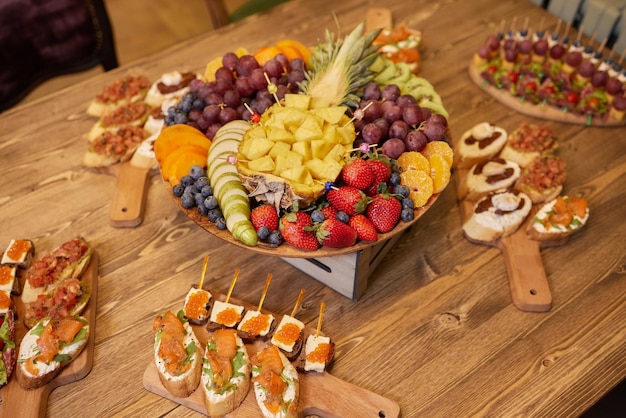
[153,310,202,398]
[251,344,299,418]
[86,75,151,117]
[22,238,92,304]
[16,315,89,390]
[183,286,212,325]
[87,100,152,142]
[457,157,521,202]
[201,328,250,417]
[1,238,34,268]
[83,125,148,168]
[463,189,533,243]
[23,277,91,329]
[499,122,558,168]
[515,155,566,204]
[270,314,304,361]
[0,310,16,387]
[453,122,508,169]
[527,195,589,241]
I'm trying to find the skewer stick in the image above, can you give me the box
[315,302,326,337]
[225,268,240,303]
[257,273,272,311]
[199,255,209,289]
[619,47,625,64]
[290,289,305,317]
[598,37,607,53]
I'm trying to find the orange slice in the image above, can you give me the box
[397,151,430,173]
[276,39,312,65]
[421,141,454,167]
[161,144,208,182]
[154,124,211,163]
[428,154,451,194]
[253,46,283,66]
[400,169,434,208]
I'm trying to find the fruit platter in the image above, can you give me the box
[469,18,626,127]
[84,19,453,258]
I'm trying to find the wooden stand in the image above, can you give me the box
[281,231,406,300]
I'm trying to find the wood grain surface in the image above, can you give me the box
[0,0,624,417]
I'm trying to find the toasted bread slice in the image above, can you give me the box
[453,122,508,169]
[463,189,532,243]
[153,311,202,398]
[144,71,199,108]
[201,329,250,417]
[16,316,89,390]
[87,101,151,142]
[527,195,589,241]
[251,345,299,418]
[515,155,566,204]
[458,158,521,202]
[86,75,151,117]
[82,125,148,168]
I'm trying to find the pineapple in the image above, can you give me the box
[237,23,382,210]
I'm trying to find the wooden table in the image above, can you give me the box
[1,0,624,416]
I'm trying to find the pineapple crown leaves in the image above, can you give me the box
[302,22,382,108]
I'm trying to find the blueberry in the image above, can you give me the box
[184,185,199,195]
[391,164,403,173]
[395,184,410,198]
[311,209,325,223]
[201,185,214,197]
[167,106,176,117]
[204,196,218,210]
[174,112,188,125]
[194,193,205,207]
[179,99,192,113]
[164,115,174,126]
[193,98,205,110]
[195,176,209,189]
[181,193,195,209]
[336,211,350,224]
[402,197,415,210]
[197,204,209,216]
[389,172,401,186]
[401,207,414,222]
[207,208,222,223]
[268,230,283,246]
[257,225,270,240]
[215,217,227,230]
[172,184,184,197]
[180,175,194,187]
[189,165,204,180]
[183,92,195,101]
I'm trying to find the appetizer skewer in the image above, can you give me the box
[183,255,212,325]
[302,302,335,373]
[270,289,306,360]
[237,273,275,340]
[209,268,245,328]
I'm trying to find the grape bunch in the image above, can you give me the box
[354,82,449,159]
[164,52,306,139]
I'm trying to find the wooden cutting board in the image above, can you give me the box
[467,61,626,127]
[143,293,400,417]
[0,252,99,418]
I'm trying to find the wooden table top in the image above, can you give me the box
[1,0,624,416]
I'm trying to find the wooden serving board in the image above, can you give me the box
[468,61,626,128]
[143,292,400,417]
[108,161,156,228]
[454,167,564,312]
[0,252,99,418]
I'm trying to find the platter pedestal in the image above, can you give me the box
[281,231,405,300]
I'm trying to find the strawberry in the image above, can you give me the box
[251,204,279,231]
[316,218,357,248]
[340,158,374,190]
[326,186,368,215]
[365,159,392,196]
[366,194,402,233]
[349,214,378,242]
[279,211,320,251]
[320,204,338,221]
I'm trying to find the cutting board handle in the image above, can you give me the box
[109,162,150,228]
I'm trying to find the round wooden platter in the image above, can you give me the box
[467,60,626,128]
[163,179,441,258]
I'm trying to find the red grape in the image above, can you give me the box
[402,104,423,126]
[381,84,401,101]
[422,121,446,141]
[405,130,428,152]
[381,138,406,159]
[222,52,239,71]
[389,120,409,140]
[363,82,381,101]
[361,123,384,144]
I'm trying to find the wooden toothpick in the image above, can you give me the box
[257,273,272,311]
[291,289,306,317]
[199,255,209,289]
[315,302,326,338]
[225,268,240,303]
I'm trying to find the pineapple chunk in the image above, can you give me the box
[240,136,274,160]
[311,139,336,159]
[281,166,314,185]
[322,124,341,144]
[248,155,275,172]
[291,141,312,160]
[309,106,348,124]
[305,158,342,181]
[323,143,348,163]
[267,126,295,144]
[269,141,291,159]
[284,93,311,110]
[294,116,323,141]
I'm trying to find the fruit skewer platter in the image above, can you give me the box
[87,20,452,257]
[469,18,626,127]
